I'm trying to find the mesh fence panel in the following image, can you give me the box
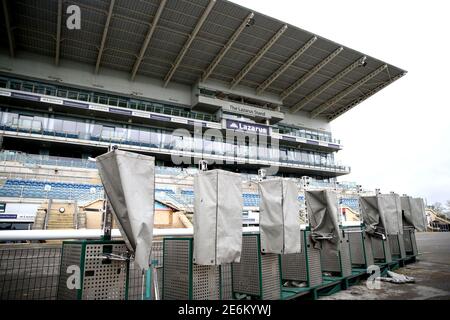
[0,241,164,300]
[0,244,61,300]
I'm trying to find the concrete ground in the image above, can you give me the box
[320,232,450,300]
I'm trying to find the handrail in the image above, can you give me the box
[0,227,260,241]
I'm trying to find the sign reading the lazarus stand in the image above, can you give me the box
[226,119,270,135]
[227,103,268,118]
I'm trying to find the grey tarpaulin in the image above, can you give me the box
[378,193,403,235]
[412,198,427,232]
[305,190,340,255]
[360,196,383,236]
[361,194,403,236]
[193,169,243,265]
[96,150,155,271]
[259,179,301,254]
[401,197,426,231]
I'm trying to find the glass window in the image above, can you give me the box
[193,136,202,153]
[18,115,33,129]
[129,101,138,109]
[62,120,77,134]
[258,146,268,161]
[108,97,118,106]
[148,131,160,147]
[153,104,163,114]
[101,126,114,140]
[139,130,151,145]
[98,95,108,105]
[75,122,87,136]
[287,150,295,162]
[114,127,127,141]
[118,99,127,108]
[10,80,22,90]
[45,86,56,96]
[78,92,89,101]
[129,129,140,143]
[269,148,279,162]
[22,83,34,92]
[161,132,173,149]
[68,91,79,100]
[57,89,68,98]
[31,118,43,132]
[52,119,63,133]
[0,78,7,88]
[90,124,102,138]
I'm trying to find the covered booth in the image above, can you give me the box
[232,178,300,300]
[360,193,405,265]
[343,221,375,270]
[58,150,156,300]
[401,196,426,257]
[163,169,243,300]
[306,190,352,278]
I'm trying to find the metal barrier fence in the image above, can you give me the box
[0,241,163,300]
[0,244,61,300]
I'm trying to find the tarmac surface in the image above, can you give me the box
[320,232,450,300]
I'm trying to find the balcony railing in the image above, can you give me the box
[0,124,350,174]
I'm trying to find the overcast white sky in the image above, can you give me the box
[232,0,450,205]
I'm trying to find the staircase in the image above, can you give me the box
[32,208,46,230]
[46,211,75,229]
[42,202,76,230]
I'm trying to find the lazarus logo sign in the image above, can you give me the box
[226,119,270,135]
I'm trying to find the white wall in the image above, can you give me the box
[279,110,331,132]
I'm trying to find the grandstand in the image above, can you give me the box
[0,0,407,185]
[0,149,365,229]
[1,0,430,302]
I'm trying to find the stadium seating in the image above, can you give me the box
[0,179,102,200]
[340,198,360,211]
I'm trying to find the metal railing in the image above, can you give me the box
[0,150,97,169]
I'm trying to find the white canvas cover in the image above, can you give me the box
[403,197,426,231]
[193,169,243,265]
[361,194,403,236]
[258,179,301,254]
[305,190,341,255]
[96,150,155,271]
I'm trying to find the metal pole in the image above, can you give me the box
[0,227,262,241]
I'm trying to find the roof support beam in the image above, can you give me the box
[201,12,254,82]
[280,46,343,100]
[290,56,367,113]
[2,0,14,58]
[257,36,317,95]
[163,0,216,87]
[328,71,406,121]
[311,64,387,118]
[131,0,167,81]
[95,0,115,74]
[55,0,62,65]
[230,24,288,90]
